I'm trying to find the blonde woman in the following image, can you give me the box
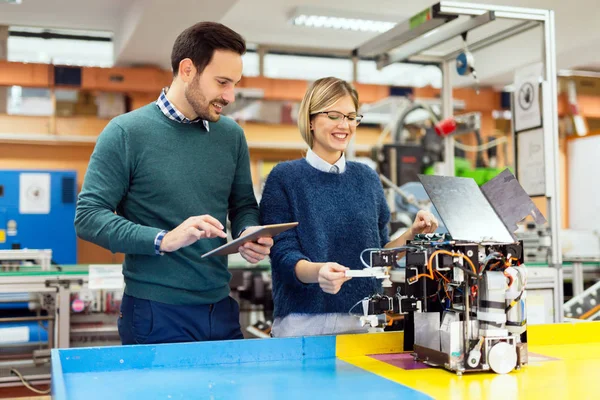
[259,77,438,337]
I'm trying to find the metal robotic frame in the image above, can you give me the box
[357,235,527,375]
[348,169,543,375]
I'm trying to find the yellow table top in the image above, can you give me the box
[335,322,600,399]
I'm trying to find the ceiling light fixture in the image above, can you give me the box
[288,6,398,33]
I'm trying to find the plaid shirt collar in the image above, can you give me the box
[155,88,209,131]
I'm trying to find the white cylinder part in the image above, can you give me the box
[505,266,526,299]
[480,271,507,333]
[505,266,527,334]
[468,349,482,368]
[488,342,517,374]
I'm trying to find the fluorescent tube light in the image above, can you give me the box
[288,7,397,33]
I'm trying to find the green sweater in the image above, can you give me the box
[75,104,259,305]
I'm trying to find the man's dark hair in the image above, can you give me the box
[171,22,246,76]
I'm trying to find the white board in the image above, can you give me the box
[513,62,543,133]
[19,173,51,214]
[88,264,124,290]
[517,128,546,196]
[569,136,600,231]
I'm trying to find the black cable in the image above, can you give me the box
[452,262,478,278]
[360,245,423,269]
[51,259,63,271]
[506,291,524,313]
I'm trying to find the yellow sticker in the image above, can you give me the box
[0,229,5,243]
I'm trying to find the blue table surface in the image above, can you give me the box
[52,336,431,400]
[62,358,430,400]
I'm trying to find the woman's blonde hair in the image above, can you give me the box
[298,77,359,149]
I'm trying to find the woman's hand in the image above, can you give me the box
[410,210,439,237]
[318,263,352,294]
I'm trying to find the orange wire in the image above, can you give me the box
[431,250,477,274]
[435,270,450,283]
[442,282,451,303]
[501,257,520,285]
[504,271,514,287]
[490,257,519,271]
[489,261,501,270]
[409,250,477,283]
[386,313,404,326]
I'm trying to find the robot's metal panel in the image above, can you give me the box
[481,169,547,236]
[414,312,441,351]
[418,174,515,243]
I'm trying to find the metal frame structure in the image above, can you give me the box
[353,2,563,322]
[0,268,123,389]
[0,250,53,271]
[0,273,79,388]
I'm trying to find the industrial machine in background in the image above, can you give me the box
[368,97,509,185]
[0,265,123,391]
[515,224,600,302]
[228,254,274,339]
[366,96,511,237]
[564,280,600,321]
[68,286,122,347]
[514,222,552,263]
[0,170,80,391]
[348,170,545,375]
[0,170,79,352]
[0,169,78,266]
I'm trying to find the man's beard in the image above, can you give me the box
[185,76,228,122]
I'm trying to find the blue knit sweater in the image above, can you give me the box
[259,158,390,318]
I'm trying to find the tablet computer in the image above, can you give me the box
[201,222,299,258]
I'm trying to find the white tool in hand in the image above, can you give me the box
[345,267,392,287]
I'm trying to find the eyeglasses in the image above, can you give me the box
[311,111,363,126]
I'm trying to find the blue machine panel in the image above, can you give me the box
[0,170,77,264]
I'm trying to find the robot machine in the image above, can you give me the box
[348,169,547,375]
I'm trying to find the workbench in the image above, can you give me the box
[51,322,600,399]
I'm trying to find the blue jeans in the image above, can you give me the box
[117,293,244,345]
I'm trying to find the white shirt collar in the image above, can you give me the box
[305,149,346,174]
